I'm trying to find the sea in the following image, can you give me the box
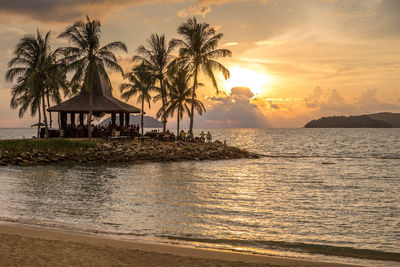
[0,128,399,266]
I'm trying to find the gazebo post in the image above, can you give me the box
[71,113,75,127]
[119,112,124,127]
[111,113,116,128]
[125,113,130,127]
[61,112,67,129]
[60,112,67,137]
[79,113,84,126]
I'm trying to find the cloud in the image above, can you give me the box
[0,0,153,23]
[304,86,400,116]
[194,87,270,128]
[178,3,212,18]
[256,86,400,127]
[224,42,238,46]
[178,0,232,18]
[305,87,354,114]
[356,88,400,114]
[255,40,285,46]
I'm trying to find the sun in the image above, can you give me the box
[224,67,270,96]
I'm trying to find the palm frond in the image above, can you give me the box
[100,41,128,53]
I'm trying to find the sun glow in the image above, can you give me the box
[224,67,270,95]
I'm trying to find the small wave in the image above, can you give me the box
[159,235,400,262]
[263,154,400,160]
[0,217,148,237]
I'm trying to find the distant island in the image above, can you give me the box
[304,112,400,128]
[99,115,162,128]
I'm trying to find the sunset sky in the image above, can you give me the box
[0,0,399,128]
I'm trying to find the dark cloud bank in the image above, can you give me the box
[0,0,151,22]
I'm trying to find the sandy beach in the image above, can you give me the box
[0,223,358,267]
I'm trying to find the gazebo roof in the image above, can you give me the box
[48,71,140,113]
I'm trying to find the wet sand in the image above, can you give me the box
[0,224,357,267]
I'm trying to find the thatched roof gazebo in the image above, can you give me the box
[48,71,140,135]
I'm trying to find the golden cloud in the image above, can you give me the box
[224,42,239,46]
[255,40,285,46]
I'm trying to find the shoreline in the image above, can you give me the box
[0,223,357,267]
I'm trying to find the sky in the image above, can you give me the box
[0,0,399,128]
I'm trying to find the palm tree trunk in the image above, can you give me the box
[88,87,93,140]
[41,93,49,139]
[177,108,180,137]
[189,67,198,138]
[160,78,167,134]
[46,92,52,129]
[141,98,144,136]
[37,101,41,139]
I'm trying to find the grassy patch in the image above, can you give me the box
[0,139,97,154]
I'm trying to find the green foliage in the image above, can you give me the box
[120,63,155,107]
[0,139,96,154]
[174,17,231,135]
[120,63,155,135]
[175,17,232,91]
[6,30,68,138]
[164,66,205,120]
[5,16,230,139]
[58,15,127,140]
[58,15,127,94]
[133,33,177,133]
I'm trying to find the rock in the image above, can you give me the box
[0,138,255,166]
[102,143,112,149]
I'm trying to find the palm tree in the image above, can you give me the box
[133,34,177,134]
[164,67,205,136]
[58,15,127,140]
[43,51,69,129]
[120,63,155,136]
[175,17,232,137]
[6,30,60,139]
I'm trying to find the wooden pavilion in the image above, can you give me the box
[48,71,140,137]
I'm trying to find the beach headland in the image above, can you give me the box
[0,223,357,267]
[0,139,259,166]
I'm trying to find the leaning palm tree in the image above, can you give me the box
[58,16,127,140]
[175,17,232,137]
[6,30,58,139]
[44,51,69,129]
[133,34,177,134]
[120,63,155,136]
[164,67,205,136]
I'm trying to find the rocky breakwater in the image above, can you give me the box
[0,140,259,166]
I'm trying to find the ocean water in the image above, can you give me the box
[0,128,399,266]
